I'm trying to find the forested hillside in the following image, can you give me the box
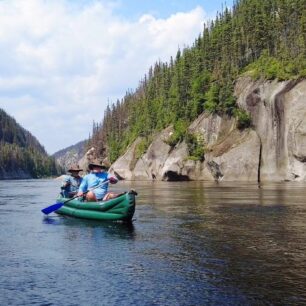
[88,0,306,163]
[0,109,61,178]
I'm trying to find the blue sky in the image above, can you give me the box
[114,0,228,18]
[73,0,228,18]
[0,0,230,154]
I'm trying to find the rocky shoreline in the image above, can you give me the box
[108,77,306,182]
[0,169,32,180]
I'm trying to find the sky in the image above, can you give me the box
[0,0,227,154]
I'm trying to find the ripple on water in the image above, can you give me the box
[1,180,306,305]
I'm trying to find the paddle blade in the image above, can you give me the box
[41,202,64,215]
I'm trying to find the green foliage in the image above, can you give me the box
[0,142,60,178]
[245,51,306,80]
[108,138,122,164]
[165,120,189,147]
[204,84,220,113]
[0,109,61,178]
[188,72,211,118]
[135,137,152,159]
[234,109,252,130]
[220,85,236,115]
[185,133,205,162]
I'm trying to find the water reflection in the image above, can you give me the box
[42,215,62,225]
[114,180,306,304]
[1,179,306,305]
[43,215,136,240]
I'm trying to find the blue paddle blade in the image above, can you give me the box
[41,202,64,215]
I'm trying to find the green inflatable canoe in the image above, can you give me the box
[55,191,136,222]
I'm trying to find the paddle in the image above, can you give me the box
[41,180,110,215]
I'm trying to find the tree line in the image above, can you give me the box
[0,109,61,178]
[88,0,306,163]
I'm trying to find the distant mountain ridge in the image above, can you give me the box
[0,108,60,179]
[52,140,87,171]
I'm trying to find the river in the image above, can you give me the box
[0,179,306,305]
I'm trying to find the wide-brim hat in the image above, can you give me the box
[68,165,83,172]
[88,159,110,170]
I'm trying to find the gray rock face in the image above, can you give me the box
[53,140,86,171]
[188,112,260,181]
[104,77,306,182]
[109,138,143,180]
[110,112,260,181]
[133,127,175,180]
[205,129,260,181]
[236,77,306,181]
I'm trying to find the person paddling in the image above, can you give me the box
[61,165,83,198]
[77,160,118,201]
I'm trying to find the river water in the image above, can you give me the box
[0,179,306,305]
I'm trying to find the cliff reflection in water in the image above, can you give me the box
[123,180,306,304]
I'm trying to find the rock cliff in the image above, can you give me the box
[236,77,306,181]
[107,77,306,182]
[53,140,86,171]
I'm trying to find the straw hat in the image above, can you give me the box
[88,159,110,170]
[68,165,83,172]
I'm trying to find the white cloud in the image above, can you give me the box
[0,0,206,154]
